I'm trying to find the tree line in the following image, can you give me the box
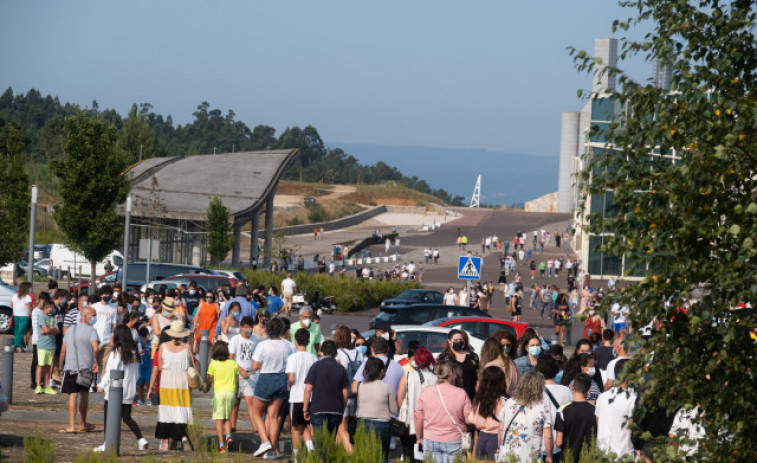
[0,87,465,205]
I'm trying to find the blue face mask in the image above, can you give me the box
[89,316,97,326]
[356,345,367,355]
[232,312,241,321]
[528,346,542,357]
[555,369,564,383]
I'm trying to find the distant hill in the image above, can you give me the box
[328,143,559,206]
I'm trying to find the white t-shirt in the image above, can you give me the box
[12,294,32,317]
[93,301,117,343]
[669,408,705,457]
[605,356,630,383]
[228,333,260,373]
[595,387,637,457]
[336,348,364,370]
[285,350,318,402]
[281,278,296,294]
[31,307,42,345]
[252,338,295,374]
[543,383,573,453]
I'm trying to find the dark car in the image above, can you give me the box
[369,304,490,328]
[423,316,529,339]
[380,289,444,309]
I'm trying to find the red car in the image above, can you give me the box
[423,317,529,339]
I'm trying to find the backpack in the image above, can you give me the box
[341,349,361,398]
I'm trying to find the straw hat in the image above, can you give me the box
[161,297,176,312]
[164,319,190,338]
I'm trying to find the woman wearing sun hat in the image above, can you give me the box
[151,297,177,359]
[155,319,196,451]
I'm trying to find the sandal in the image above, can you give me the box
[79,423,96,432]
[159,442,169,451]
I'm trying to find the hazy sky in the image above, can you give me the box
[1,1,650,158]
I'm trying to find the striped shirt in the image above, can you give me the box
[63,308,80,329]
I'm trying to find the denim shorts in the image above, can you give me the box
[253,372,288,402]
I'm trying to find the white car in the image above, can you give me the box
[0,281,17,334]
[210,269,245,281]
[360,325,484,362]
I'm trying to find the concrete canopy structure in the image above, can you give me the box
[124,149,299,268]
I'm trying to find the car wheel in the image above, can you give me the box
[0,308,12,335]
[33,271,41,277]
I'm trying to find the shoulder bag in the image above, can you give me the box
[437,385,473,451]
[500,404,524,449]
[71,325,95,388]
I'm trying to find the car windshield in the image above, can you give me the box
[397,290,423,301]
[375,310,397,322]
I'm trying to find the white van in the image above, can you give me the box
[49,243,124,278]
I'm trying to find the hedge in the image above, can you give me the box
[241,269,421,312]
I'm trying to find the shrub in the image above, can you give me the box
[306,203,328,223]
[241,269,420,312]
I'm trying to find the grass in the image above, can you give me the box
[23,432,54,463]
[277,180,332,197]
[341,181,444,207]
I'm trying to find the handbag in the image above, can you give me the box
[71,325,95,388]
[436,385,473,451]
[186,350,202,390]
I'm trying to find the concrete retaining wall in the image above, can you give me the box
[274,205,387,236]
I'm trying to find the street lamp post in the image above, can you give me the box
[27,185,37,283]
[122,195,132,292]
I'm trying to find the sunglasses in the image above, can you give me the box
[354,343,365,347]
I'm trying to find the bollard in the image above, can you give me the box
[199,330,210,381]
[2,338,14,404]
[104,369,124,455]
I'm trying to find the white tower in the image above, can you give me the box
[469,175,481,208]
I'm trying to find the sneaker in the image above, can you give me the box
[225,436,233,450]
[93,444,106,452]
[145,400,153,406]
[138,438,149,450]
[263,451,277,460]
[35,386,43,395]
[43,387,58,395]
[253,442,273,457]
[135,399,143,406]
[49,379,59,388]
[218,446,227,453]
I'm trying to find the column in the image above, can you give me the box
[249,211,260,267]
[232,221,241,267]
[263,194,274,271]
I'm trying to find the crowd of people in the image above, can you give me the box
[7,268,703,462]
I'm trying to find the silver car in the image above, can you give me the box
[0,281,17,334]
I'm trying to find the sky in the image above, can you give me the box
[0,1,651,159]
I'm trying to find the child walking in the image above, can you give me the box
[35,300,59,395]
[94,325,149,452]
[136,327,153,405]
[207,341,239,453]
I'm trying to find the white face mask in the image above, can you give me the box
[586,367,596,377]
[380,332,390,341]
[301,318,311,327]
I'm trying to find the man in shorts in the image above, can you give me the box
[229,316,260,433]
[59,306,99,433]
[280,272,296,316]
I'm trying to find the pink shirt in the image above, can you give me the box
[467,397,506,433]
[415,383,472,442]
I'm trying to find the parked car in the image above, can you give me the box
[360,325,485,361]
[115,263,216,288]
[16,259,52,277]
[423,316,529,339]
[369,304,490,328]
[142,273,239,290]
[211,269,246,281]
[140,279,202,293]
[69,270,143,295]
[380,289,444,309]
[0,281,17,334]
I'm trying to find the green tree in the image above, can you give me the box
[0,118,30,266]
[572,1,757,461]
[206,196,233,265]
[117,103,163,164]
[52,113,130,289]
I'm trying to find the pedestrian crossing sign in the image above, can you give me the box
[458,256,481,280]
